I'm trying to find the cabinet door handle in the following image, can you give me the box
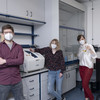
[29,94,34,97]
[29,80,34,82]
[68,73,70,78]
[36,64,39,66]
[66,74,68,79]
[36,59,39,61]
[66,73,70,79]
[30,11,32,17]
[26,10,28,16]
[30,87,34,90]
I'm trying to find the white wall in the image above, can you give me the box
[34,0,59,48]
[85,0,100,46]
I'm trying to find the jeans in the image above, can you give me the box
[48,70,63,100]
[0,81,24,100]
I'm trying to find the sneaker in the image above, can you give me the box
[63,98,66,100]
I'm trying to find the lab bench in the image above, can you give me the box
[8,64,78,100]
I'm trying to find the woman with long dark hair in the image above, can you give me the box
[77,35,97,100]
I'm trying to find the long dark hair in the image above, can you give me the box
[77,35,85,41]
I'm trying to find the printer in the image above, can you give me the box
[20,50,45,72]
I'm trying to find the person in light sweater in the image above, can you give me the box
[77,35,97,100]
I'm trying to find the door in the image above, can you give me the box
[41,72,54,100]
[62,69,76,94]
[67,69,76,91]
[62,71,69,94]
[0,0,6,14]
[7,0,45,21]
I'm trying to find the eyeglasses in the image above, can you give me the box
[4,32,13,34]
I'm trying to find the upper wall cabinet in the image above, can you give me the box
[0,0,6,14]
[7,0,45,22]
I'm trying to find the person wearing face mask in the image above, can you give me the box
[77,35,97,100]
[30,39,66,100]
[0,24,24,100]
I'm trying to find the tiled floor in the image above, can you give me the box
[64,87,100,100]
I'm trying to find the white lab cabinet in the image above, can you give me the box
[0,0,6,14]
[41,72,54,100]
[62,68,76,94]
[22,74,39,100]
[7,0,45,21]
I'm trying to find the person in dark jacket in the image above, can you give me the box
[30,39,66,100]
[0,24,24,100]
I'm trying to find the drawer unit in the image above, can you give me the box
[28,95,39,100]
[24,75,39,87]
[22,74,39,100]
[28,89,39,96]
[28,89,39,100]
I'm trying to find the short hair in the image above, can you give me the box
[2,24,14,33]
[50,39,60,51]
[77,35,85,41]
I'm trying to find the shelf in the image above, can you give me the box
[59,25,85,32]
[15,33,38,37]
[21,45,39,48]
[0,13,46,25]
[21,45,35,48]
[65,60,79,65]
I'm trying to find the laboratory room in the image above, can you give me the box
[0,0,100,100]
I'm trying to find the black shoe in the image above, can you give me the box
[62,97,66,100]
[52,98,56,100]
[96,95,100,100]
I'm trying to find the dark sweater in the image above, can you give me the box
[35,47,66,73]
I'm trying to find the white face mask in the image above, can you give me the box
[4,33,13,41]
[79,40,85,45]
[51,44,57,49]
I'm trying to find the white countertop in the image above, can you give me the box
[21,64,78,78]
